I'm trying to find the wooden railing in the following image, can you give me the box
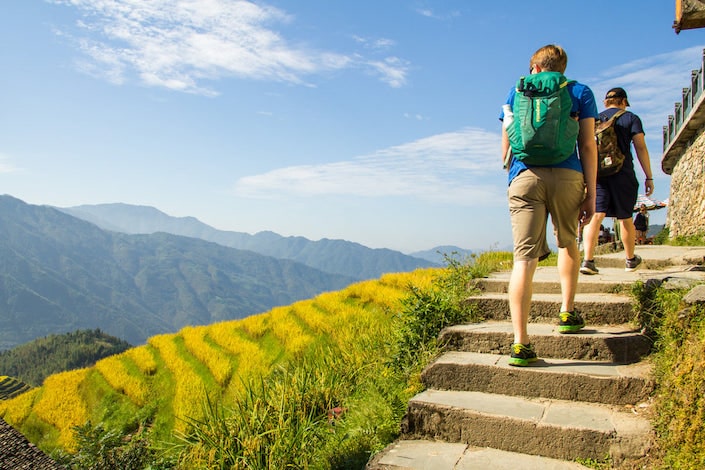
[663,49,705,152]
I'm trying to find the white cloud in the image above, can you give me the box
[352,35,396,51]
[414,7,460,20]
[233,127,504,205]
[364,56,409,88]
[588,45,705,139]
[49,0,409,94]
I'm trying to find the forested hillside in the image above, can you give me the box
[0,195,355,349]
[0,329,131,386]
[61,203,438,280]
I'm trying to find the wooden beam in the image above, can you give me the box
[674,0,705,33]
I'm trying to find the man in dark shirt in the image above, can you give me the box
[580,87,654,273]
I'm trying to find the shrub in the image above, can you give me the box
[55,421,175,469]
[174,360,339,469]
[631,278,705,469]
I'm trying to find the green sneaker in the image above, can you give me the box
[508,343,538,367]
[558,311,585,334]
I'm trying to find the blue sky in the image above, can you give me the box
[0,1,702,253]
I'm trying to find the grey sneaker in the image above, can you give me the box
[625,255,642,272]
[579,259,599,275]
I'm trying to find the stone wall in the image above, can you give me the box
[667,124,705,237]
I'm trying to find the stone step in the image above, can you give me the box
[593,245,705,270]
[467,292,633,324]
[421,351,653,406]
[367,440,591,469]
[439,321,652,363]
[472,268,631,295]
[401,389,652,463]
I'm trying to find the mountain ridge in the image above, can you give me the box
[0,195,355,349]
[59,202,440,280]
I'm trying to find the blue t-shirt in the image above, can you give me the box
[500,80,599,185]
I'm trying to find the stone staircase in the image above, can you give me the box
[367,245,705,469]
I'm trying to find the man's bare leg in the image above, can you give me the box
[620,217,637,260]
[558,241,580,312]
[508,257,539,345]
[581,212,606,262]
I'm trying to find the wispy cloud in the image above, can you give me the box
[0,154,20,173]
[233,127,504,205]
[49,0,409,94]
[588,45,705,139]
[414,6,460,20]
[352,35,396,51]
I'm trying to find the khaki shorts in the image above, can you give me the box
[508,168,585,261]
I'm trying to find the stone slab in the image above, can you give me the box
[422,351,654,405]
[368,440,590,470]
[403,390,652,461]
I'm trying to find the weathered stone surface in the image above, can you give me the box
[667,121,705,238]
[684,284,705,303]
[421,351,655,406]
[439,322,652,363]
[466,292,634,325]
[401,390,652,463]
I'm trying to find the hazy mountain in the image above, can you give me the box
[60,203,438,280]
[409,246,474,264]
[0,195,355,350]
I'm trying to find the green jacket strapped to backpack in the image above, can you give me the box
[506,71,580,166]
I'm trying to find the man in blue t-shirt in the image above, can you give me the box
[500,44,598,367]
[579,87,654,275]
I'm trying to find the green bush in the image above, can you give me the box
[656,227,705,246]
[653,301,705,469]
[390,252,495,374]
[54,421,174,469]
[631,278,705,469]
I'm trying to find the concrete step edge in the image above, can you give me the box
[465,294,634,325]
[403,389,653,462]
[439,321,652,363]
[421,351,654,405]
[367,440,591,469]
[473,277,628,295]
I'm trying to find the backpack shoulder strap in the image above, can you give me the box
[603,109,627,125]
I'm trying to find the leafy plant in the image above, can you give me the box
[629,277,705,469]
[174,357,347,469]
[54,421,174,470]
[390,251,507,374]
[669,232,705,246]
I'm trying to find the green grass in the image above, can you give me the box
[652,227,705,246]
[631,279,705,469]
[30,247,705,469]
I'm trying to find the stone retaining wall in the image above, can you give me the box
[667,124,705,238]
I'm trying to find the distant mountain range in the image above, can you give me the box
[408,245,475,265]
[0,195,358,349]
[60,203,441,279]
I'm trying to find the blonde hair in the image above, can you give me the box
[530,45,568,73]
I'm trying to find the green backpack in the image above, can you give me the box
[506,71,579,165]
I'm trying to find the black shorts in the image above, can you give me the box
[595,170,638,220]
